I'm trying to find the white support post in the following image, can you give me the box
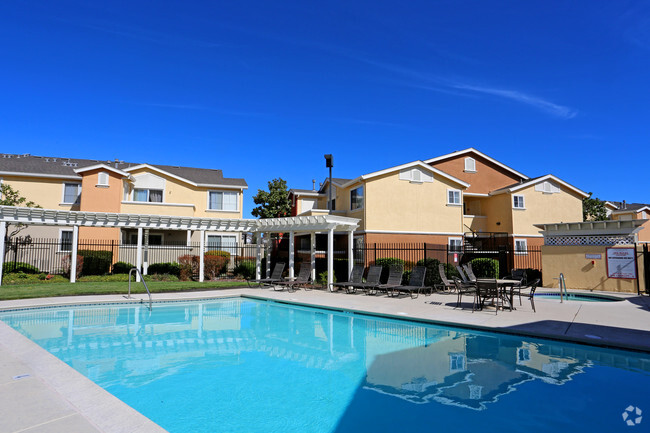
[199,231,205,282]
[310,232,316,283]
[255,233,262,280]
[143,229,149,275]
[136,227,143,282]
[348,230,354,278]
[289,231,295,279]
[0,221,5,286]
[265,235,271,278]
[186,230,192,246]
[327,228,334,292]
[70,225,79,283]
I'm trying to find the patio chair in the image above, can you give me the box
[506,268,527,286]
[391,266,430,299]
[247,262,285,288]
[453,277,478,310]
[332,266,365,294]
[372,264,404,296]
[456,265,472,284]
[436,264,456,293]
[462,263,477,282]
[514,278,540,312]
[350,266,382,294]
[273,264,312,292]
[476,278,501,314]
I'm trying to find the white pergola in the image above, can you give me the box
[0,206,359,290]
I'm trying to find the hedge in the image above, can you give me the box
[148,262,181,277]
[78,250,112,275]
[2,261,39,275]
[470,258,499,278]
[112,261,134,274]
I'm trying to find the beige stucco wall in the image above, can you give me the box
[2,176,80,211]
[481,194,513,233]
[541,245,644,293]
[122,168,243,218]
[364,172,464,234]
[510,185,583,236]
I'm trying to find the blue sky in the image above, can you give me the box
[1,1,649,217]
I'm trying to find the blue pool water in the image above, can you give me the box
[1,298,649,433]
[536,292,623,302]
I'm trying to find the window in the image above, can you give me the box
[350,186,363,210]
[399,168,433,183]
[134,188,163,203]
[447,189,461,205]
[535,181,560,194]
[128,233,163,245]
[517,347,531,365]
[515,239,528,255]
[513,195,525,209]
[207,234,237,255]
[208,191,238,211]
[97,172,109,186]
[448,237,463,253]
[449,353,466,372]
[464,157,476,172]
[59,230,73,252]
[62,183,81,204]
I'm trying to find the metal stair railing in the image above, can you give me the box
[128,268,152,311]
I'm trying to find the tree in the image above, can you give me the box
[251,178,291,219]
[1,183,40,239]
[583,192,608,221]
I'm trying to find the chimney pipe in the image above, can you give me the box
[312,179,316,191]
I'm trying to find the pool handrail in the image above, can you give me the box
[559,273,568,303]
[128,268,152,310]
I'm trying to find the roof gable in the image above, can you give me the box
[490,174,588,198]
[424,148,529,180]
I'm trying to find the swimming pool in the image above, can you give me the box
[1,298,648,432]
[536,292,623,302]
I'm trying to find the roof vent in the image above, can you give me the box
[62,161,78,167]
[2,154,11,158]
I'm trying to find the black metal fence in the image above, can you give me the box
[2,237,260,279]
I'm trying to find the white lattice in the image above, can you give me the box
[545,235,635,246]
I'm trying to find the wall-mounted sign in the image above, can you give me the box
[585,254,602,260]
[606,248,637,279]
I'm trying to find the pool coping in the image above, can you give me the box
[0,287,649,432]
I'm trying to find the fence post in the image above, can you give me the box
[0,221,5,286]
[374,243,377,264]
[423,243,427,263]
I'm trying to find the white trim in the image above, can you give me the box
[491,174,589,198]
[514,238,528,255]
[0,171,81,180]
[339,160,470,189]
[463,192,489,197]
[207,190,240,212]
[425,148,529,180]
[513,194,525,210]
[97,171,110,187]
[121,201,195,208]
[448,236,463,253]
[58,228,74,253]
[464,157,476,173]
[74,164,130,177]
[358,230,464,236]
[511,234,544,238]
[124,163,247,190]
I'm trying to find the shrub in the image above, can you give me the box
[204,255,229,280]
[61,254,83,279]
[470,258,499,278]
[78,250,112,275]
[524,268,542,284]
[148,262,181,277]
[233,259,256,279]
[374,257,405,283]
[317,271,336,285]
[112,261,134,274]
[178,255,199,281]
[1,273,67,284]
[2,261,39,274]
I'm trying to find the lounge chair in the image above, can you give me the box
[456,265,472,285]
[436,263,456,292]
[462,263,477,282]
[391,266,430,299]
[273,264,312,292]
[247,262,285,288]
[454,277,478,310]
[349,266,382,294]
[332,266,365,294]
[373,264,404,296]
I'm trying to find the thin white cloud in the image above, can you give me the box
[450,83,578,119]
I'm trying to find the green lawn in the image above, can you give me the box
[0,280,247,301]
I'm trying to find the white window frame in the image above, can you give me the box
[58,229,73,253]
[447,189,461,206]
[513,194,525,209]
[350,186,364,211]
[128,233,164,245]
[207,190,239,212]
[97,171,109,187]
[449,353,466,372]
[514,238,528,255]
[464,157,476,173]
[448,237,463,253]
[61,182,82,204]
[133,188,164,203]
[206,233,238,255]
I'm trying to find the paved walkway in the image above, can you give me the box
[0,287,649,432]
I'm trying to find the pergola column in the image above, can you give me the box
[70,225,79,283]
[0,221,6,286]
[310,232,316,283]
[255,232,262,280]
[289,231,295,278]
[143,228,149,275]
[348,230,354,278]
[199,230,205,282]
[135,227,143,282]
[327,228,334,291]
[265,235,271,278]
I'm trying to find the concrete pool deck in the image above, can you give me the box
[0,287,649,432]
